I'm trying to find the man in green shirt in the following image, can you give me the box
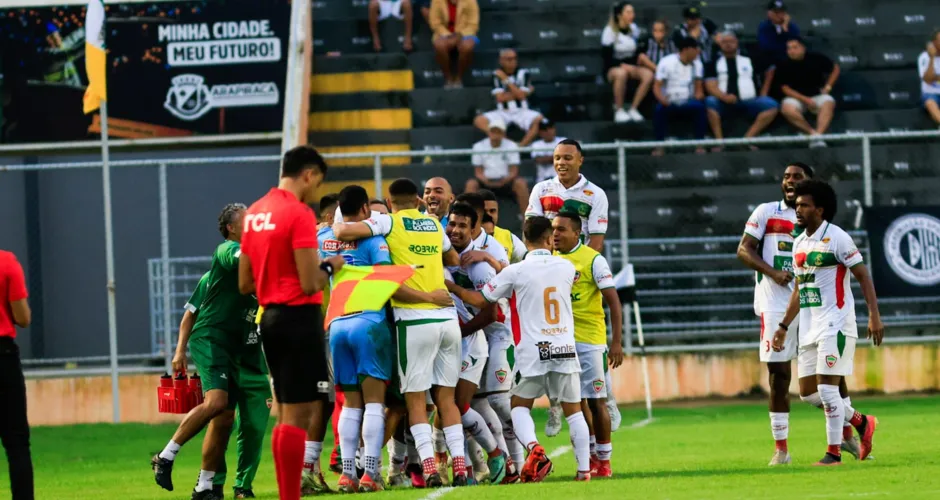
[152,203,271,500]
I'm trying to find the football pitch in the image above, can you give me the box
[3,396,940,500]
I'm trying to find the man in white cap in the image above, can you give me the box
[465,117,529,217]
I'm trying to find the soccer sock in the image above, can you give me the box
[388,437,407,473]
[800,392,823,409]
[566,412,591,473]
[590,435,597,457]
[488,393,524,467]
[472,398,509,457]
[432,425,448,455]
[338,407,363,477]
[466,433,487,470]
[410,423,436,476]
[842,396,866,433]
[273,424,306,500]
[770,412,789,451]
[158,440,181,461]
[461,407,499,453]
[510,407,538,451]
[443,424,467,476]
[819,384,844,454]
[362,403,386,476]
[194,470,215,492]
[596,442,612,461]
[303,440,323,474]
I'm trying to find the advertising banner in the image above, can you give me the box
[0,0,291,143]
[864,207,940,297]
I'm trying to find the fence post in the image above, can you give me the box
[159,163,173,374]
[373,154,383,199]
[862,135,873,207]
[617,141,629,264]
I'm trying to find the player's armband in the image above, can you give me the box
[255,306,264,325]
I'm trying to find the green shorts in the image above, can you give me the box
[189,330,240,409]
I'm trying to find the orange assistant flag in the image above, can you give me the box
[83,0,107,114]
[324,265,415,328]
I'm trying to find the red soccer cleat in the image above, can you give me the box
[521,445,551,483]
[575,471,591,481]
[595,459,612,478]
[859,415,878,461]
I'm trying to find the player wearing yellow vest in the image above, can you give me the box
[552,212,623,479]
[479,189,527,263]
[333,178,470,487]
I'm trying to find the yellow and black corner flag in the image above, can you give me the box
[83,0,107,114]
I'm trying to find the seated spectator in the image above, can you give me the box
[771,36,839,147]
[757,1,799,67]
[529,118,566,182]
[704,32,778,150]
[672,4,720,65]
[465,118,529,215]
[639,19,677,72]
[429,0,479,88]
[415,0,431,24]
[602,2,652,123]
[472,49,542,146]
[368,0,414,52]
[919,30,940,128]
[652,37,707,155]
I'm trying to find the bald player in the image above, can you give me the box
[424,177,454,225]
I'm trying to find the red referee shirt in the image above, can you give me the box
[0,250,28,338]
[241,188,323,307]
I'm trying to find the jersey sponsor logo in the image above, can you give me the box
[799,287,822,308]
[535,341,576,361]
[408,244,440,255]
[562,199,592,218]
[825,354,838,368]
[773,255,793,273]
[570,292,582,302]
[244,212,276,232]
[597,217,608,224]
[765,218,795,235]
[402,217,439,232]
[321,239,358,252]
[540,326,569,336]
[592,379,604,393]
[746,221,760,229]
[598,272,613,281]
[883,213,940,286]
[495,369,508,383]
[246,330,259,345]
[317,381,330,393]
[777,241,793,252]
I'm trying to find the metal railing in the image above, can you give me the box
[7,128,940,376]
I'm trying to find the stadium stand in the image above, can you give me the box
[307,0,940,345]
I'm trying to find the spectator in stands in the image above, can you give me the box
[472,49,542,146]
[430,0,479,89]
[602,2,653,123]
[639,20,677,72]
[465,118,529,215]
[757,1,799,66]
[704,32,778,150]
[529,117,567,182]
[415,0,431,25]
[771,36,839,147]
[368,0,414,52]
[653,36,707,155]
[918,30,940,128]
[672,4,720,64]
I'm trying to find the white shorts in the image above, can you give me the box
[576,343,608,399]
[396,318,461,392]
[484,108,542,132]
[377,0,404,21]
[477,342,514,394]
[460,331,489,385]
[781,94,835,115]
[797,332,857,378]
[759,311,798,363]
[510,372,582,404]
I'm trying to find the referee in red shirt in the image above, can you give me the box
[1,250,34,500]
[238,145,344,500]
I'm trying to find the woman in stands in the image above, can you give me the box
[602,2,653,124]
[638,20,676,72]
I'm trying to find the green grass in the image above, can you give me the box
[3,396,940,499]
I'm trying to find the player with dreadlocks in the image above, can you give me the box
[153,203,266,500]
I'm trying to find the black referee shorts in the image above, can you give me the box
[259,304,331,404]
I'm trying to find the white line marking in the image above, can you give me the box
[549,444,572,458]
[630,418,654,428]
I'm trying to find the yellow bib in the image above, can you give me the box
[386,209,447,309]
[555,242,606,345]
[492,226,514,258]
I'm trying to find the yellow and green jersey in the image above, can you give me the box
[555,242,614,345]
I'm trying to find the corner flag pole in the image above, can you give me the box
[99,99,120,423]
[633,300,652,422]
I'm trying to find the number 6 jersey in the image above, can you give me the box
[481,249,580,377]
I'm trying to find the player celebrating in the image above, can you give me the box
[736,162,811,465]
[455,216,594,482]
[552,212,623,478]
[333,178,468,487]
[238,146,344,500]
[479,189,527,263]
[773,180,883,466]
[152,203,260,500]
[424,177,455,224]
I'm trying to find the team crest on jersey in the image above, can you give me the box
[461,360,469,372]
[822,237,831,243]
[266,398,273,409]
[495,369,508,383]
[583,189,594,196]
[593,379,604,393]
[825,354,838,368]
[814,254,825,266]
[573,271,581,283]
